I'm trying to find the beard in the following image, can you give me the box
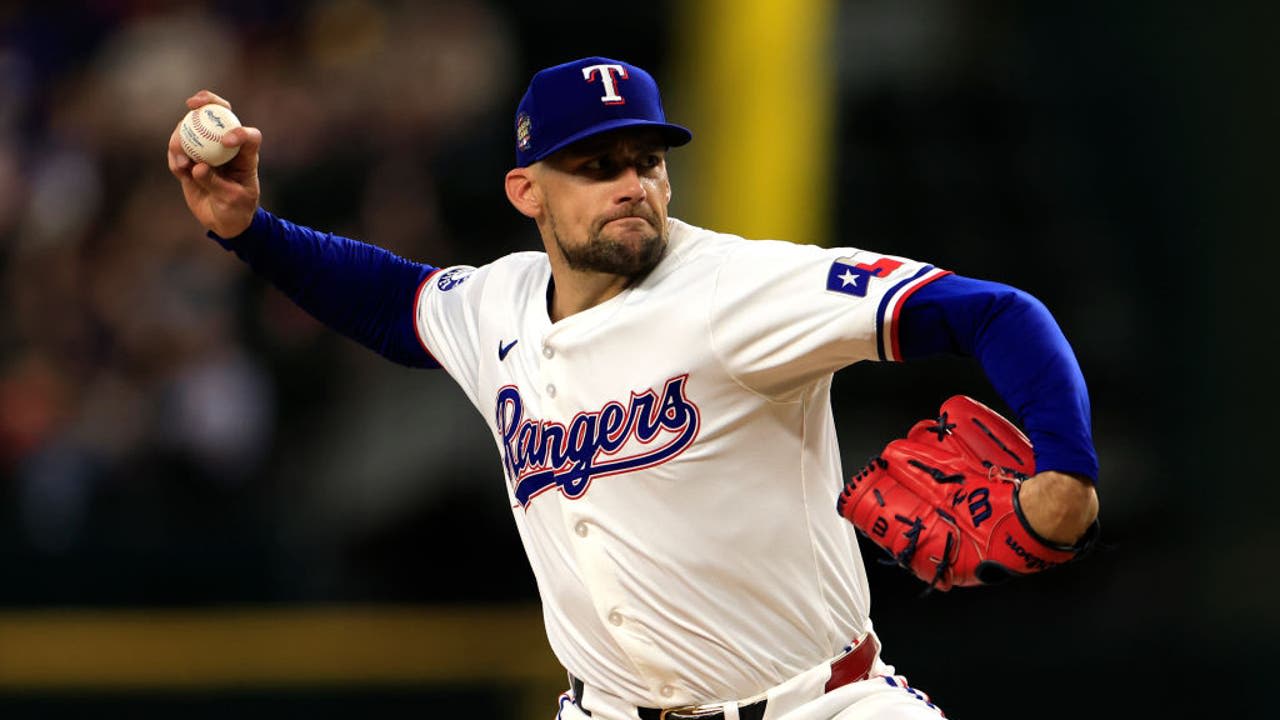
[549,208,667,278]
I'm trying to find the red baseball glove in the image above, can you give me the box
[836,395,1096,591]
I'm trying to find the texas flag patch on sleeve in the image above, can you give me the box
[825,257,905,297]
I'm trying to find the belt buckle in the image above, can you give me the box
[659,706,725,720]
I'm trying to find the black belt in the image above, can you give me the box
[569,674,765,720]
[568,634,878,720]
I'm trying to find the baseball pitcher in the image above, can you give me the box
[167,57,1100,720]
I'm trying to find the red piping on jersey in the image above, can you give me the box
[888,269,953,362]
[413,268,444,365]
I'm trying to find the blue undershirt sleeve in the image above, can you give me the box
[208,207,440,368]
[898,273,1098,483]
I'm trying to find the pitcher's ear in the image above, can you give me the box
[505,167,540,218]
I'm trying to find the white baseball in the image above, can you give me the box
[179,103,242,167]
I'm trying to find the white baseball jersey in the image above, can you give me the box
[414,218,948,708]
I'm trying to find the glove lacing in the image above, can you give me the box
[880,513,955,593]
[924,411,956,441]
[836,455,887,515]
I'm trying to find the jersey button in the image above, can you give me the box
[660,685,675,698]
[574,522,589,537]
[607,611,623,626]
[546,384,557,398]
[543,345,554,359]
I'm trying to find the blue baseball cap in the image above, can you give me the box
[513,56,692,167]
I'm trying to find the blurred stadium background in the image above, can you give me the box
[0,1,1275,718]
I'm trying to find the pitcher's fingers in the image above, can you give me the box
[221,126,261,151]
[190,161,214,187]
[167,123,193,172]
[190,161,241,192]
[168,145,193,176]
[189,162,230,195]
[187,90,232,110]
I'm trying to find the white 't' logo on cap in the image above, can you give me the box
[582,63,629,105]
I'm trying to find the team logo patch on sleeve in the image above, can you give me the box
[436,267,474,291]
[826,257,904,297]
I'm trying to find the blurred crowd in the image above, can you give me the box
[0,0,533,600]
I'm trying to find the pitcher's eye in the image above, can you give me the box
[582,156,614,173]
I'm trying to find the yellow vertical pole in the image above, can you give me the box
[668,0,835,245]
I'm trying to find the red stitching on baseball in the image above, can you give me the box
[179,125,205,157]
[189,109,223,143]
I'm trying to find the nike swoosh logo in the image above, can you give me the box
[498,338,518,361]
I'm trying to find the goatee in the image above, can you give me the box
[551,212,666,278]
